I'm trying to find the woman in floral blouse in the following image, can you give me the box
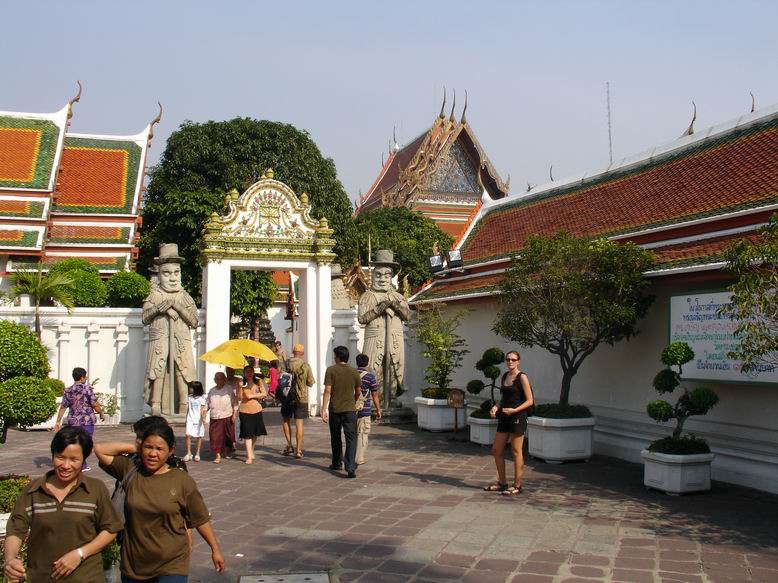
[54,367,105,471]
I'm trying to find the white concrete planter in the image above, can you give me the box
[469,416,498,445]
[0,512,10,537]
[527,416,595,462]
[415,397,466,432]
[641,449,715,495]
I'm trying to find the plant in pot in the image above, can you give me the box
[642,341,719,494]
[494,233,655,462]
[466,348,504,445]
[412,304,469,431]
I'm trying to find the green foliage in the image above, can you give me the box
[355,207,455,288]
[652,368,680,394]
[102,540,121,570]
[481,348,504,366]
[41,377,65,397]
[412,305,469,392]
[0,321,50,382]
[421,387,451,399]
[230,271,278,332]
[494,232,654,406]
[106,271,150,308]
[470,399,495,419]
[9,264,75,339]
[0,377,57,443]
[720,213,778,375]
[470,347,505,404]
[0,475,30,512]
[139,118,358,300]
[482,365,501,381]
[466,379,485,395]
[661,342,694,368]
[98,394,120,417]
[648,341,719,444]
[648,435,711,455]
[532,403,593,419]
[49,259,107,307]
[647,400,674,423]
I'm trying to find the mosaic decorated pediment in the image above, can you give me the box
[202,170,335,263]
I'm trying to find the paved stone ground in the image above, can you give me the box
[2,411,777,583]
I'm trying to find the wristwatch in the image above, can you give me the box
[77,548,85,561]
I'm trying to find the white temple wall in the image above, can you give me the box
[405,280,778,494]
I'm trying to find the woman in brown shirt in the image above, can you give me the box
[95,424,225,581]
[4,426,121,583]
[239,364,268,464]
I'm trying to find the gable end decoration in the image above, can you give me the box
[201,170,336,264]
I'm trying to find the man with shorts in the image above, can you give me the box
[280,343,315,459]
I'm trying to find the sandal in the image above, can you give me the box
[502,484,523,496]
[282,445,293,456]
[483,482,508,492]
[295,450,304,459]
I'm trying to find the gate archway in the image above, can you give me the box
[201,170,335,412]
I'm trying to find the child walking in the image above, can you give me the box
[184,381,207,461]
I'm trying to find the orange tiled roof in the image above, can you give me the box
[54,136,143,215]
[0,115,64,190]
[459,112,778,265]
[47,223,133,245]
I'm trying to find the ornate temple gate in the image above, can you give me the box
[200,171,335,412]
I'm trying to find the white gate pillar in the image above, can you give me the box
[315,262,332,413]
[203,261,231,384]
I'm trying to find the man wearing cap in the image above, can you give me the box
[358,249,410,407]
[280,343,315,458]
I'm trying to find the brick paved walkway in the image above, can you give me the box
[1,411,776,582]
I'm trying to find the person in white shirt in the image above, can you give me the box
[184,381,207,461]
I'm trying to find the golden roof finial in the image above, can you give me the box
[750,91,756,113]
[300,192,309,205]
[262,169,275,180]
[460,90,468,124]
[67,80,82,120]
[148,101,163,141]
[439,86,447,119]
[449,88,457,123]
[681,101,697,136]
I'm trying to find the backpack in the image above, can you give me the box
[277,371,294,400]
[111,462,138,543]
[355,371,368,411]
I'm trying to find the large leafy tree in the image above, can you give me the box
[140,118,358,301]
[719,214,778,374]
[494,232,655,407]
[230,271,278,339]
[354,207,454,288]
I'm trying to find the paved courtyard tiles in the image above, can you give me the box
[1,410,776,582]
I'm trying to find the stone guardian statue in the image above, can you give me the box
[358,249,410,407]
[143,244,199,415]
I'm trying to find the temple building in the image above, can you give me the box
[0,86,156,283]
[356,92,509,239]
[408,101,778,493]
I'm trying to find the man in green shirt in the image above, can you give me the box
[321,345,362,478]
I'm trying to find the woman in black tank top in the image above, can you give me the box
[482,350,534,496]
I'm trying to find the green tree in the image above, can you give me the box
[8,265,74,339]
[719,214,778,375]
[139,118,358,301]
[412,304,469,398]
[0,377,57,443]
[230,271,278,338]
[106,271,151,308]
[0,321,50,382]
[49,258,107,307]
[355,207,454,288]
[494,233,655,407]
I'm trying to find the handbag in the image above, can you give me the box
[355,371,368,411]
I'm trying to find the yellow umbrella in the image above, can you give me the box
[199,339,276,369]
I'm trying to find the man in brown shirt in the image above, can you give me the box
[322,345,362,478]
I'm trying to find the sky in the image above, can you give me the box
[3,1,777,204]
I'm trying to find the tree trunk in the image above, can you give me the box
[559,370,573,406]
[673,414,687,439]
[35,298,41,340]
[0,424,8,444]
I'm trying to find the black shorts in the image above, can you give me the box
[281,401,309,420]
[239,412,267,438]
[497,411,527,435]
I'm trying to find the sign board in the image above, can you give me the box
[669,291,778,384]
[447,388,465,408]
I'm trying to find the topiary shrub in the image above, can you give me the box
[469,347,504,407]
[0,320,50,382]
[49,258,107,307]
[0,474,30,512]
[106,271,150,308]
[41,377,66,397]
[0,376,57,443]
[470,399,494,419]
[646,342,719,454]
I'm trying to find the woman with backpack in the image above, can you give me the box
[4,427,122,583]
[484,350,534,496]
[95,424,225,581]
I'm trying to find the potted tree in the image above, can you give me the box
[494,233,654,462]
[642,342,719,494]
[413,305,469,431]
[466,348,503,445]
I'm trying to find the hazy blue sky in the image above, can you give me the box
[4,1,777,203]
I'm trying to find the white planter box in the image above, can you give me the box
[0,512,9,537]
[527,416,595,462]
[415,397,466,432]
[641,449,715,495]
[469,416,498,445]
